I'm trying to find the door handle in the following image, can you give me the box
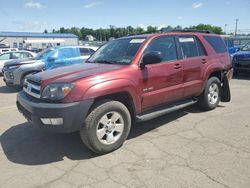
[201,58,207,64]
[174,64,182,69]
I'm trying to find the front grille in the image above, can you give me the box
[23,79,41,98]
[235,61,250,68]
[17,102,32,121]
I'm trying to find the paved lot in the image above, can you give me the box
[0,77,250,188]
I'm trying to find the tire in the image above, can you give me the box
[80,100,131,154]
[198,77,221,110]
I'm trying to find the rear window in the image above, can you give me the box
[204,36,227,53]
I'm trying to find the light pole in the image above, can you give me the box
[235,19,239,36]
[224,24,227,34]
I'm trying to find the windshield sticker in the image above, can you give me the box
[179,38,194,43]
[130,39,146,43]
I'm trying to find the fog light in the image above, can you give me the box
[9,73,14,79]
[40,118,63,125]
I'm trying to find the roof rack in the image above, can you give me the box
[160,28,214,34]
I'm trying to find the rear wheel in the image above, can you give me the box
[198,77,221,110]
[80,100,131,154]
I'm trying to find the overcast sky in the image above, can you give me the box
[0,0,249,33]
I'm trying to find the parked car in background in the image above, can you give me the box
[0,51,36,74]
[17,31,233,154]
[80,46,98,59]
[0,48,18,54]
[2,46,97,88]
[232,42,250,75]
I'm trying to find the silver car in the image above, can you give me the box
[0,50,36,74]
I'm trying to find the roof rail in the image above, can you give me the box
[160,28,214,34]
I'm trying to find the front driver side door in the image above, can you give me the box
[141,36,184,111]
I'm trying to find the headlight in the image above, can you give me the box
[41,83,74,100]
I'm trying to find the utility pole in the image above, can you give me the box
[224,24,227,34]
[235,19,239,36]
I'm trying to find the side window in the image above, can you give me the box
[21,52,30,58]
[196,38,206,56]
[26,52,33,58]
[204,36,227,53]
[145,36,177,63]
[89,48,95,54]
[0,53,11,60]
[12,52,22,59]
[59,48,80,59]
[179,36,198,58]
[80,48,91,56]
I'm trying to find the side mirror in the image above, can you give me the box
[140,51,162,68]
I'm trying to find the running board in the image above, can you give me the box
[136,98,197,122]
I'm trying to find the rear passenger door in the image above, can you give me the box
[141,36,184,110]
[178,35,207,98]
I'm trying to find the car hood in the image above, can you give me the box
[28,63,125,84]
[233,51,250,60]
[4,58,37,66]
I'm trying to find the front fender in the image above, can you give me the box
[83,79,141,113]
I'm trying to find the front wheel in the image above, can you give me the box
[80,100,131,154]
[198,77,221,110]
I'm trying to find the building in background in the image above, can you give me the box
[0,31,78,50]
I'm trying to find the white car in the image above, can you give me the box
[0,51,36,74]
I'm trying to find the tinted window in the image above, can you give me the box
[179,37,198,58]
[80,48,90,55]
[204,36,227,53]
[145,36,177,62]
[89,48,95,53]
[196,39,206,56]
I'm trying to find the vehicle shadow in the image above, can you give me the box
[233,74,250,80]
[0,85,20,93]
[0,105,199,166]
[0,122,97,165]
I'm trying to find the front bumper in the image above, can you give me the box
[17,91,94,133]
[3,68,22,86]
[233,60,250,74]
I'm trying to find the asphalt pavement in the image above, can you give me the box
[0,76,250,188]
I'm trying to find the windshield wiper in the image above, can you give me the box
[95,60,117,64]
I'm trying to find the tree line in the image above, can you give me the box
[45,24,224,41]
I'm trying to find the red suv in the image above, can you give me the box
[17,30,233,154]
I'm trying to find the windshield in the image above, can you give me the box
[242,43,250,51]
[35,48,54,60]
[88,38,146,65]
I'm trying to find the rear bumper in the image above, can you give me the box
[17,91,94,133]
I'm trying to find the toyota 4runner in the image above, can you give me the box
[17,30,233,154]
